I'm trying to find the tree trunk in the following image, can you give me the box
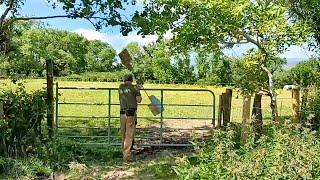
[261,64,279,121]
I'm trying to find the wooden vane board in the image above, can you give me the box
[119,49,133,70]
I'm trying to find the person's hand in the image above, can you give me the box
[136,79,144,89]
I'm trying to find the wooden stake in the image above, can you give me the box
[222,93,228,126]
[0,101,3,119]
[0,101,7,156]
[241,95,251,143]
[252,93,262,133]
[217,95,223,128]
[223,89,232,126]
[46,59,54,138]
[292,89,300,123]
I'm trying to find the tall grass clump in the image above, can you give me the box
[174,123,320,179]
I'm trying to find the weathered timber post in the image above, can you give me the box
[0,101,7,156]
[222,93,228,126]
[241,95,251,143]
[46,59,54,138]
[301,88,309,126]
[252,94,262,134]
[292,89,300,123]
[226,89,232,123]
[217,95,223,128]
[0,101,3,118]
[222,89,232,126]
[283,85,301,123]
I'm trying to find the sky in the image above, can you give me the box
[0,1,318,65]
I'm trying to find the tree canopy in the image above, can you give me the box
[0,26,116,77]
[287,0,320,48]
[0,0,137,54]
[133,0,311,120]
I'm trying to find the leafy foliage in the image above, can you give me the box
[0,86,47,157]
[134,0,311,120]
[0,27,117,77]
[174,123,320,179]
[61,71,131,82]
[0,0,138,54]
[277,58,320,88]
[0,138,121,178]
[287,0,320,48]
[301,87,320,130]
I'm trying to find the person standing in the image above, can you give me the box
[119,74,142,162]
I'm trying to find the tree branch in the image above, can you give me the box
[241,33,262,49]
[12,15,72,21]
[221,40,249,48]
[0,0,14,25]
[7,15,113,27]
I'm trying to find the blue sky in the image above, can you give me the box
[0,1,317,65]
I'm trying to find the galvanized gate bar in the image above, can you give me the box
[55,84,216,147]
[59,102,213,107]
[108,89,111,145]
[58,116,213,120]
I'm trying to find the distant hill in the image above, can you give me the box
[284,58,309,68]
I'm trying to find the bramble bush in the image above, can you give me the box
[301,87,320,129]
[0,138,122,178]
[174,123,320,179]
[0,86,47,157]
[59,70,130,82]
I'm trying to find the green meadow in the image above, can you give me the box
[0,79,293,144]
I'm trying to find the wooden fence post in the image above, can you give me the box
[292,89,300,123]
[226,89,232,124]
[0,101,3,119]
[222,93,228,126]
[241,95,251,143]
[252,93,262,133]
[222,89,232,126]
[217,95,223,128]
[0,101,7,156]
[46,59,54,138]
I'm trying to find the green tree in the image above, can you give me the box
[196,52,233,85]
[172,53,195,83]
[134,0,310,120]
[287,0,320,47]
[125,41,176,83]
[279,58,320,87]
[0,0,137,55]
[85,40,116,72]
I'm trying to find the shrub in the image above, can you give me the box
[0,157,52,179]
[301,87,320,129]
[174,123,320,179]
[0,138,122,178]
[36,138,122,170]
[60,70,131,82]
[0,85,47,157]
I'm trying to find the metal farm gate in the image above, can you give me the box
[55,83,216,147]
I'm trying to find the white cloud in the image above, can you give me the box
[74,28,158,53]
[74,28,318,65]
[74,29,106,41]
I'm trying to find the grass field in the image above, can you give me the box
[0,79,293,144]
